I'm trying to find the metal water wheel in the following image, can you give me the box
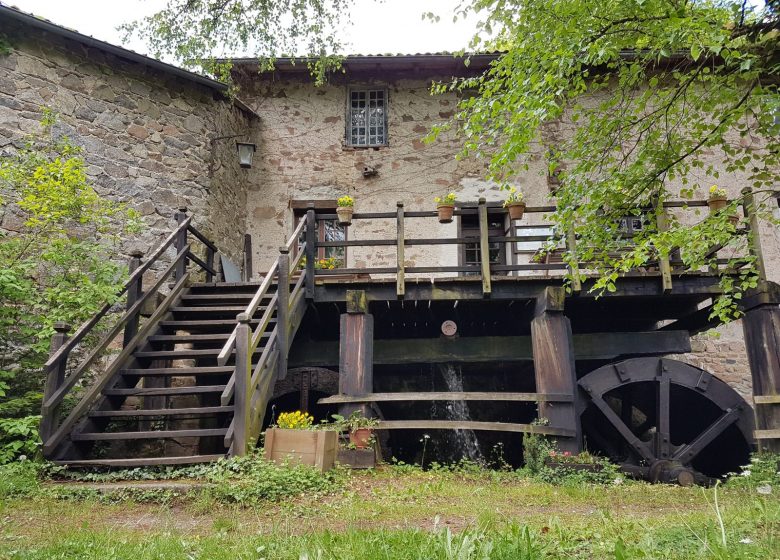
[578,357,754,485]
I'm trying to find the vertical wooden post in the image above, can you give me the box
[339,290,373,418]
[205,247,215,283]
[396,201,405,298]
[478,198,492,296]
[531,287,581,453]
[277,248,290,380]
[123,250,144,348]
[742,294,780,452]
[173,207,188,281]
[305,205,316,299]
[565,224,582,294]
[233,312,251,456]
[741,187,768,281]
[655,203,673,293]
[242,233,253,281]
[40,322,70,443]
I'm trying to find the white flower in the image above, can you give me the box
[757,485,772,495]
[613,477,624,485]
[741,469,752,477]
[739,538,753,545]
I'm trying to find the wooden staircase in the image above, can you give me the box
[40,211,309,467]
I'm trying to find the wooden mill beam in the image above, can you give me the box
[288,330,691,368]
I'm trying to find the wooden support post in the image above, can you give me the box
[277,248,290,380]
[531,287,581,453]
[339,290,374,418]
[742,187,768,281]
[396,201,405,298]
[40,322,70,443]
[173,207,188,281]
[742,301,780,452]
[305,205,316,299]
[233,312,251,456]
[205,246,215,283]
[478,198,491,296]
[123,250,144,348]
[655,204,673,293]
[565,224,582,294]
[242,234,253,281]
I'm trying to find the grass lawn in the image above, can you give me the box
[0,459,778,559]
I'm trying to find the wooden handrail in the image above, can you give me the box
[44,216,192,369]
[287,219,307,253]
[42,246,190,412]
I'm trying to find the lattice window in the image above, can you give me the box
[347,88,387,146]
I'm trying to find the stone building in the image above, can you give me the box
[2,4,777,470]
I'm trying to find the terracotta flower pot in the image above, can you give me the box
[707,196,728,213]
[349,428,373,449]
[506,202,526,220]
[337,206,353,226]
[437,204,455,224]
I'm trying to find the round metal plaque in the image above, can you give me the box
[441,320,458,337]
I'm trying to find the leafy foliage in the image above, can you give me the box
[121,0,354,87]
[433,0,779,318]
[0,110,141,462]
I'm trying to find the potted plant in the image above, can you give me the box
[336,195,354,226]
[707,185,728,212]
[263,410,338,472]
[434,192,457,223]
[332,410,379,449]
[503,186,526,220]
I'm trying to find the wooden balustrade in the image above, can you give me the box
[39,208,230,456]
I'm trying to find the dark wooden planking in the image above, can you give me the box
[72,428,228,441]
[103,385,226,396]
[289,331,691,367]
[53,455,225,467]
[122,366,235,376]
[88,406,233,417]
[318,392,573,404]
[376,420,575,436]
[397,202,405,298]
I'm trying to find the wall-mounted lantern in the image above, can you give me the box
[236,142,256,168]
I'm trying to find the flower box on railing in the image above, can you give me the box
[263,428,338,472]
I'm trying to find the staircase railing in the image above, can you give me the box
[40,208,223,457]
[220,218,309,456]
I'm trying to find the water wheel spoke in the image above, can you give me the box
[656,370,671,459]
[671,408,741,464]
[589,392,656,463]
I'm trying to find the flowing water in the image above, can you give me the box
[439,363,483,462]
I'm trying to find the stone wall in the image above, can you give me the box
[0,21,257,270]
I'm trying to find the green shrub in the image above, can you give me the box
[726,453,780,489]
[0,460,42,498]
[203,453,347,504]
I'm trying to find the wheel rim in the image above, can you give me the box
[579,357,753,480]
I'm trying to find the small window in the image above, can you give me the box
[459,211,506,274]
[293,203,347,267]
[347,87,387,147]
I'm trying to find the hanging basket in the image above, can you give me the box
[336,206,354,226]
[437,204,455,224]
[506,202,526,220]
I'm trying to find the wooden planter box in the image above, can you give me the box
[263,428,338,472]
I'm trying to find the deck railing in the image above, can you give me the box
[219,219,309,456]
[40,208,223,456]
[306,195,760,298]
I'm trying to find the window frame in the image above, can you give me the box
[458,209,507,274]
[292,201,348,265]
[345,86,389,148]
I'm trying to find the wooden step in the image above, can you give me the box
[53,455,226,467]
[71,428,228,441]
[147,332,271,343]
[134,348,256,359]
[121,366,235,376]
[103,385,226,396]
[160,318,275,329]
[172,306,260,313]
[88,406,233,418]
[181,293,272,302]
